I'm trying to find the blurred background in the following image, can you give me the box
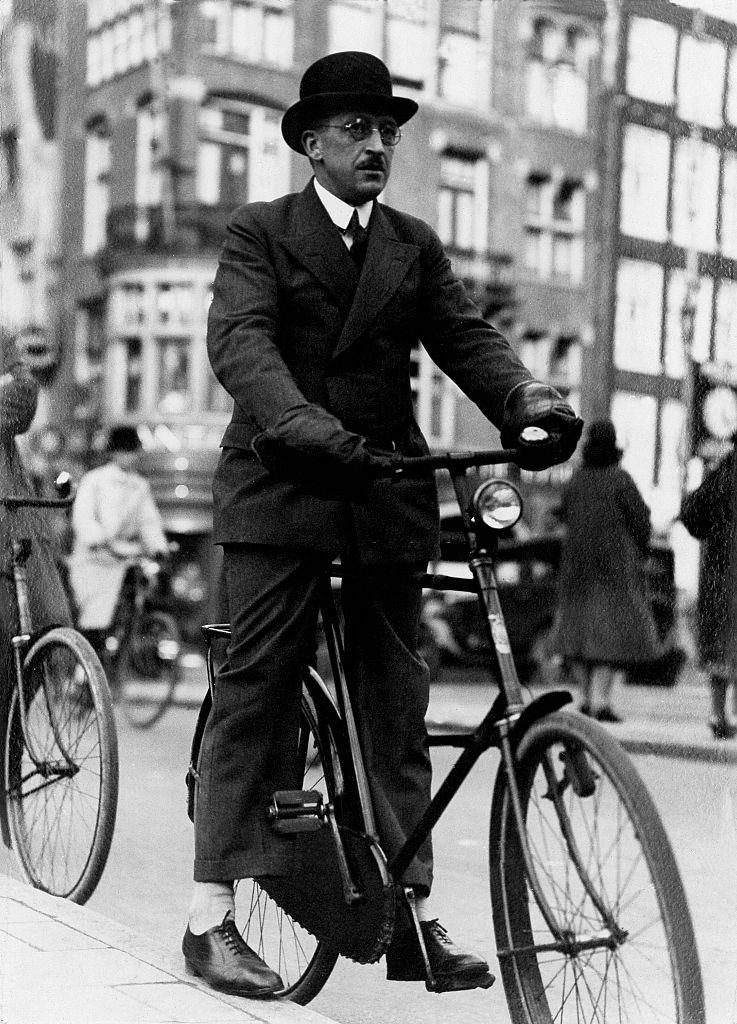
[1,0,736,643]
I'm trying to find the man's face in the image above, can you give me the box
[303,110,396,206]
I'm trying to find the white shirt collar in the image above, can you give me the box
[313,178,373,232]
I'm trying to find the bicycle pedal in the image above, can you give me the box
[266,789,326,833]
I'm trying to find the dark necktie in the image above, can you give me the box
[346,209,368,268]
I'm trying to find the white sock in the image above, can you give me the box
[188,881,235,935]
[413,894,437,923]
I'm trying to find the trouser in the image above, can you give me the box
[193,543,433,894]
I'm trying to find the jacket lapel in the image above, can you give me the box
[281,183,358,309]
[332,204,419,360]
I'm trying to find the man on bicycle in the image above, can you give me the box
[185,50,582,998]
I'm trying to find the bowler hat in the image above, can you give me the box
[281,51,418,154]
[107,424,142,454]
[582,419,622,468]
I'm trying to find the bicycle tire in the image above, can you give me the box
[118,610,180,729]
[489,709,705,1024]
[5,627,119,904]
[232,676,340,1003]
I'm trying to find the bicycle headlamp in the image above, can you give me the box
[472,479,523,530]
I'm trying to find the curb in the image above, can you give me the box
[0,874,337,1024]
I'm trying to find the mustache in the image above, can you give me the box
[358,158,387,171]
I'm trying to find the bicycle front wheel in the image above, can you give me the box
[5,627,119,904]
[118,611,181,729]
[490,709,704,1024]
[232,674,341,1004]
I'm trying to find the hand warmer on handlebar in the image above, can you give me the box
[252,404,397,501]
[500,381,583,471]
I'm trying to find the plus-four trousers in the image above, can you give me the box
[193,543,433,894]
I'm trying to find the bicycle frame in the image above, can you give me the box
[318,457,608,950]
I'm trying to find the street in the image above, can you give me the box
[1,684,736,1024]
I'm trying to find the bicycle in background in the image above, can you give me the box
[93,546,182,729]
[1,474,118,903]
[191,439,704,1023]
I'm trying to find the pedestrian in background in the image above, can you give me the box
[0,330,72,704]
[680,445,737,740]
[552,419,662,722]
[68,425,168,654]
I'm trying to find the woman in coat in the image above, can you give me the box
[0,331,72,715]
[553,419,662,722]
[680,446,737,739]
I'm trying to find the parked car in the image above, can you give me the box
[420,503,678,686]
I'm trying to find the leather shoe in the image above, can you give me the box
[386,918,495,992]
[182,912,283,997]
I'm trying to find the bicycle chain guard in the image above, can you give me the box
[257,823,397,964]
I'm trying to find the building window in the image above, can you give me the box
[626,17,677,106]
[197,98,290,206]
[714,280,737,369]
[677,34,726,130]
[438,0,490,108]
[328,1,432,96]
[86,4,171,86]
[107,272,228,432]
[135,99,163,215]
[523,174,584,284]
[200,0,294,69]
[437,155,479,251]
[664,271,713,378]
[620,125,669,242]
[83,119,110,255]
[671,136,719,254]
[721,152,737,259]
[524,18,591,133]
[410,345,456,447]
[0,129,19,194]
[613,259,663,375]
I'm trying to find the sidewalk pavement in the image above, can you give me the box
[0,873,337,1024]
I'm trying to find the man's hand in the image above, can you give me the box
[500,381,583,471]
[252,404,397,500]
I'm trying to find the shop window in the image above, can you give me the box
[157,337,192,415]
[720,152,737,259]
[620,125,669,243]
[123,336,143,414]
[611,391,657,493]
[714,280,737,368]
[410,344,455,447]
[664,271,713,377]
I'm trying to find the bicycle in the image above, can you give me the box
[188,444,705,1023]
[1,474,119,903]
[92,547,182,729]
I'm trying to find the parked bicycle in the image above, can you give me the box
[1,474,118,903]
[189,441,704,1023]
[93,546,182,730]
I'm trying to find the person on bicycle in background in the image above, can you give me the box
[0,330,73,712]
[185,50,583,998]
[68,425,169,656]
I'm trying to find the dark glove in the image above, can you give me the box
[0,373,38,438]
[500,381,583,471]
[252,404,397,501]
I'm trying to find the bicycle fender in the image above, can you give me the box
[508,690,573,751]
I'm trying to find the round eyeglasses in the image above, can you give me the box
[317,116,402,147]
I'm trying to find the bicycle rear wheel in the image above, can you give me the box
[5,627,119,904]
[118,611,181,729]
[490,709,704,1024]
[232,673,341,1004]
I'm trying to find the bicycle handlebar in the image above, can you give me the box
[1,492,75,511]
[379,447,520,479]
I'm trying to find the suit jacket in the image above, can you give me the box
[208,180,532,563]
